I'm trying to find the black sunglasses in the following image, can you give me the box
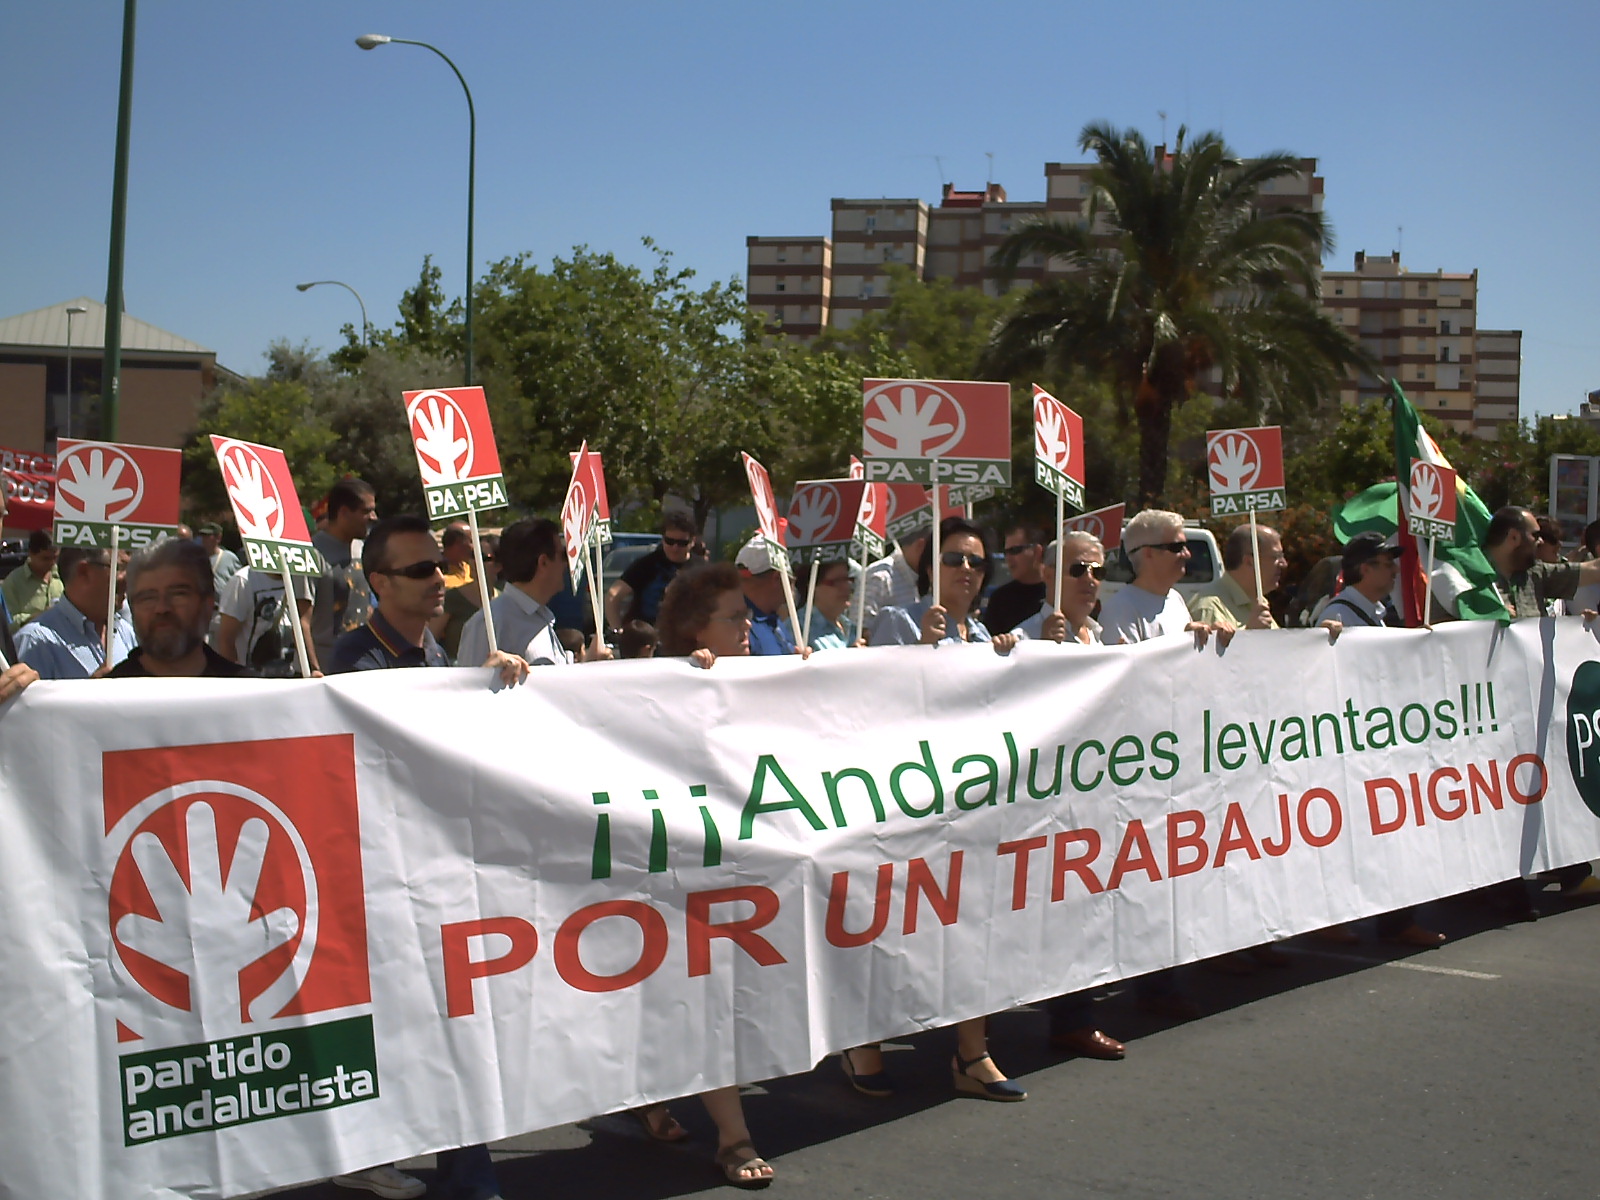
[1065,561,1106,580]
[662,535,693,548]
[1003,542,1039,556]
[378,558,447,579]
[1139,541,1190,554]
[939,551,986,569]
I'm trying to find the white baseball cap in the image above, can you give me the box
[736,533,781,574]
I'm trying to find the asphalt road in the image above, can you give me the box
[266,885,1599,1200]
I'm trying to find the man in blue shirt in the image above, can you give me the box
[734,534,800,656]
[328,514,526,1200]
[15,545,134,679]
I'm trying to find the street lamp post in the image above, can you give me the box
[296,280,371,346]
[64,304,87,441]
[355,33,476,386]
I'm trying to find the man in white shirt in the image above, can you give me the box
[1320,533,1403,628]
[861,524,929,634]
[213,567,316,673]
[458,518,610,667]
[1097,510,1219,646]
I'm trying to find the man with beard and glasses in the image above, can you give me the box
[110,539,248,678]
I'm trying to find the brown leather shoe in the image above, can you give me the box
[1386,923,1446,948]
[1049,1027,1126,1059]
[1312,924,1360,945]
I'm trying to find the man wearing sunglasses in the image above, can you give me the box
[1097,509,1217,648]
[1189,524,1284,630]
[326,514,526,1200]
[985,524,1049,634]
[606,512,698,628]
[1015,532,1107,646]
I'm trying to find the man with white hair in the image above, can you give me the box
[1096,509,1218,646]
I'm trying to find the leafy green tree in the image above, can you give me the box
[984,122,1369,505]
[816,266,1017,380]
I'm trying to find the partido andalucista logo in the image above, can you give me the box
[104,736,375,1145]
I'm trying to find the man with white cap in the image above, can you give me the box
[735,534,799,656]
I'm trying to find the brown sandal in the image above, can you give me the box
[715,1139,774,1189]
[630,1102,689,1143]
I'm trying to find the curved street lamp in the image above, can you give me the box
[296,279,371,346]
[355,33,476,385]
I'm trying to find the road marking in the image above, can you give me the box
[1282,946,1500,980]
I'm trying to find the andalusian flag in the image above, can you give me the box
[1331,383,1501,623]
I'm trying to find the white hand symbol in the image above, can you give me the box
[789,488,839,545]
[58,448,138,521]
[1210,434,1260,492]
[857,483,880,528]
[562,481,589,554]
[1412,465,1443,517]
[866,386,957,455]
[1035,401,1072,470]
[115,802,301,1025]
[222,448,282,537]
[751,475,777,535]
[413,398,471,483]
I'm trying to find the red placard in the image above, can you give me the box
[569,449,612,544]
[741,452,785,549]
[1206,426,1286,515]
[403,386,509,519]
[210,437,319,575]
[787,479,867,564]
[1,445,56,531]
[1032,385,1086,509]
[561,442,599,585]
[1062,503,1125,552]
[1406,459,1458,542]
[861,378,1013,487]
[883,482,932,542]
[54,438,181,550]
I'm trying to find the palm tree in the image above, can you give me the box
[984,122,1369,504]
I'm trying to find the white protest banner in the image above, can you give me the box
[209,438,319,577]
[54,439,182,552]
[861,378,1013,488]
[2,619,1600,1199]
[1,444,56,531]
[1206,426,1286,517]
[1063,503,1125,551]
[1031,385,1086,509]
[403,387,509,521]
[210,437,318,677]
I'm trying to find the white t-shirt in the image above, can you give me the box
[215,568,313,665]
[1096,585,1193,644]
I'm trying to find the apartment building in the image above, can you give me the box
[1321,251,1521,438]
[745,236,831,339]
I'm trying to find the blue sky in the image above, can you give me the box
[3,1,1596,414]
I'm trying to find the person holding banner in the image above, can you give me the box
[1483,506,1600,619]
[14,546,134,679]
[108,540,248,679]
[457,518,611,667]
[646,560,780,1184]
[214,567,317,674]
[1015,532,1105,646]
[1320,533,1405,629]
[328,514,526,1200]
[1189,525,1285,630]
[869,518,1018,656]
[860,525,929,631]
[1097,511,1219,648]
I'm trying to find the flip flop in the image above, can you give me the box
[630,1103,689,1143]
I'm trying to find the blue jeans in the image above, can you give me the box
[435,1144,500,1200]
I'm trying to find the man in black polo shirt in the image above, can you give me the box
[329,515,526,1200]
[110,539,249,679]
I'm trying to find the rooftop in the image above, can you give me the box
[0,297,214,356]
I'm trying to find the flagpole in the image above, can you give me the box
[1249,510,1264,604]
[466,507,497,656]
[586,525,606,650]
[104,525,121,661]
[1423,536,1436,629]
[930,469,942,614]
[282,566,312,678]
[1054,490,1065,625]
[853,546,868,644]
[801,555,819,651]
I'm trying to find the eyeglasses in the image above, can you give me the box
[1065,561,1106,580]
[940,551,986,569]
[662,536,693,548]
[377,558,447,580]
[1003,543,1039,556]
[1139,541,1190,555]
[130,585,201,608]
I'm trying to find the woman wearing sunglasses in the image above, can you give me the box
[868,517,1018,656]
[630,561,776,1187]
[852,518,1025,1102]
[1015,532,1107,646]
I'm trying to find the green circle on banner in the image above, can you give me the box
[1564,660,1600,819]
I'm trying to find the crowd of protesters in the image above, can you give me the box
[3,473,1600,1196]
